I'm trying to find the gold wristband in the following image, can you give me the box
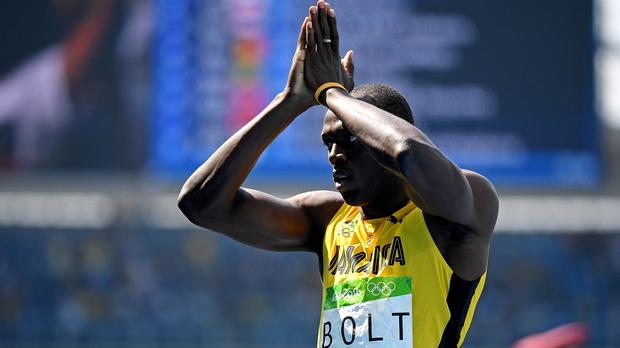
[314,82,347,105]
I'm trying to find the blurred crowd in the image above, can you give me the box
[0,228,618,347]
[0,228,321,346]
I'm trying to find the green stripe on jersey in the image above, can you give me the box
[324,276,412,310]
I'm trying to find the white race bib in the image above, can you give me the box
[319,277,413,347]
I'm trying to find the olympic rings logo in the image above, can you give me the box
[366,281,396,296]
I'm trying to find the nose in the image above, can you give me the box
[328,143,347,165]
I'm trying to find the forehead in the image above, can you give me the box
[321,111,345,136]
[320,95,376,136]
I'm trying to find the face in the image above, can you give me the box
[321,111,397,207]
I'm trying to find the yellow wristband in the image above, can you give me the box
[314,82,347,105]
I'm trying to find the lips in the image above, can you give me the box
[332,169,350,181]
[332,169,352,184]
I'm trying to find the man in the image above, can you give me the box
[178,1,498,347]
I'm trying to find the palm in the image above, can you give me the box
[287,49,313,100]
[285,9,354,107]
[302,2,355,97]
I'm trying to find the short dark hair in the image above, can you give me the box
[351,83,414,125]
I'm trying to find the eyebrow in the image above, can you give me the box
[322,128,344,138]
[321,128,354,143]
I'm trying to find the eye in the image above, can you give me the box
[323,139,334,150]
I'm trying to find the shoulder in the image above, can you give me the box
[463,169,495,192]
[463,170,498,204]
[289,190,344,208]
[288,190,344,254]
[419,171,497,279]
[289,190,345,230]
[421,170,498,243]
[462,170,499,240]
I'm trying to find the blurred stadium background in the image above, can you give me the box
[1,0,619,347]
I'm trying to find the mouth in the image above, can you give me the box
[332,169,353,188]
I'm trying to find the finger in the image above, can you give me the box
[318,1,331,51]
[327,8,339,54]
[342,50,355,79]
[310,6,322,52]
[306,21,316,57]
[297,17,310,50]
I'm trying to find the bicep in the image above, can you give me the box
[191,188,343,252]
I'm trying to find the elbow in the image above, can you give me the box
[393,136,439,176]
[177,184,226,226]
[393,137,413,159]
[177,190,195,222]
[177,190,190,214]
[394,135,434,157]
[392,137,419,167]
[177,188,206,225]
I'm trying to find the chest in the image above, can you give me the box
[322,212,443,288]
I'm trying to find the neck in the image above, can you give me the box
[360,196,410,220]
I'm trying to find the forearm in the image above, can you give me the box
[178,92,308,218]
[325,87,473,218]
[324,88,436,174]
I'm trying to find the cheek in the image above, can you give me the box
[356,156,394,186]
[351,158,382,184]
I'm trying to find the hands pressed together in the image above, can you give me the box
[285,0,354,107]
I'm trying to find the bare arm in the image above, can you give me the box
[178,17,346,252]
[304,2,498,238]
[324,90,497,231]
[177,91,341,251]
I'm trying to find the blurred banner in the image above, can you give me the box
[0,0,152,171]
[152,0,599,186]
[0,0,599,186]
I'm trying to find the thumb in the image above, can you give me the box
[342,50,355,79]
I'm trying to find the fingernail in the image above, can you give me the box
[311,6,317,14]
[308,22,313,29]
[329,9,335,17]
[318,2,324,9]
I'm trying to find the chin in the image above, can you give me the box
[338,189,369,207]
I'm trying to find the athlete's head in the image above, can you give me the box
[350,83,414,125]
[321,83,414,207]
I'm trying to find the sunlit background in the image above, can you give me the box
[1,0,619,347]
